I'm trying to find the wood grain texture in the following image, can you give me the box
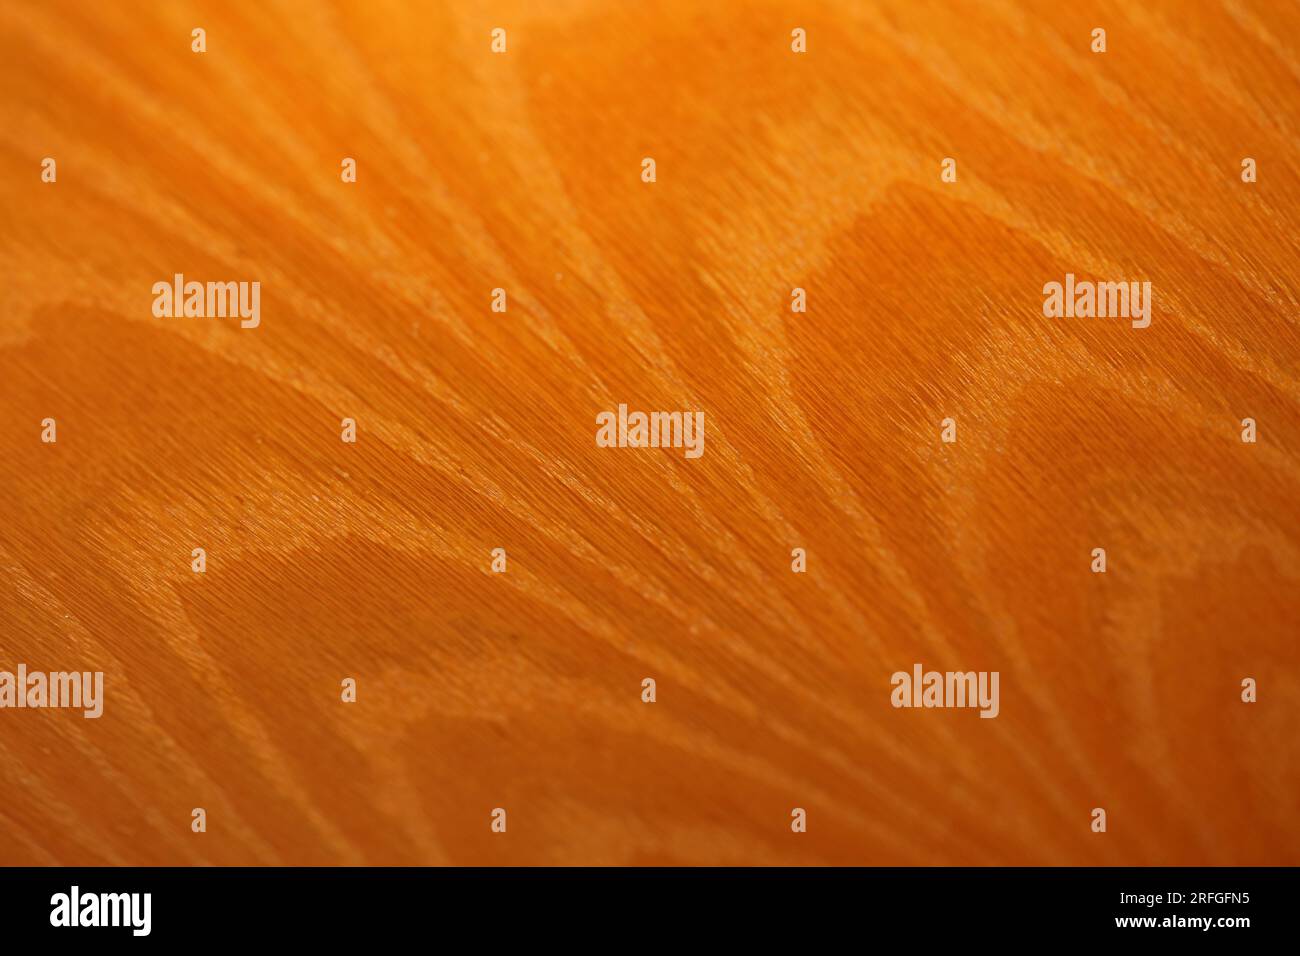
[1,0,1298,866]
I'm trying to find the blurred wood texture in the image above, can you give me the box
[0,0,1297,865]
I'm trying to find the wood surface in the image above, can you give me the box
[1,0,1298,865]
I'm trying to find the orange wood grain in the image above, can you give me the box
[1,0,1298,865]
